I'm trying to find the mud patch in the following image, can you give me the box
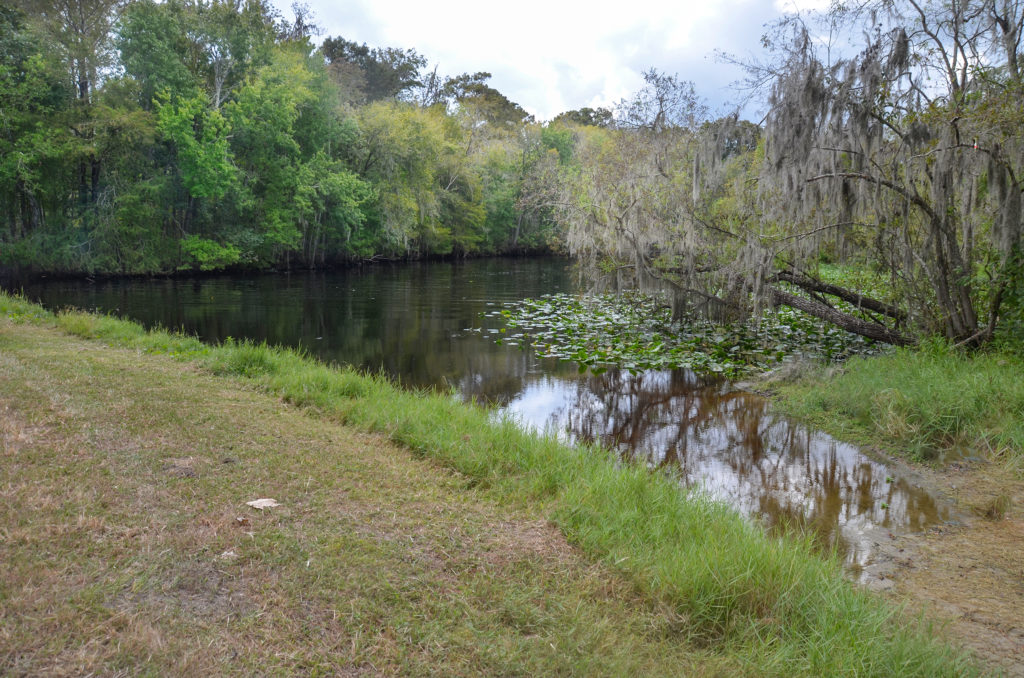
[164,456,200,478]
[866,459,1024,676]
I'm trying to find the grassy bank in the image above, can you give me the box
[0,292,982,675]
[772,341,1024,473]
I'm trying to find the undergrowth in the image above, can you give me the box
[0,291,983,676]
[775,339,1024,471]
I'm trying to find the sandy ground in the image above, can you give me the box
[860,454,1024,676]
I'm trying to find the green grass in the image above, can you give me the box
[2,315,731,675]
[0,291,985,676]
[774,339,1024,471]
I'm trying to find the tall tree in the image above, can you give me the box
[320,36,425,102]
[17,0,123,102]
[0,6,72,244]
[760,0,1024,343]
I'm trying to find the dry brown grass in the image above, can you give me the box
[0,319,739,676]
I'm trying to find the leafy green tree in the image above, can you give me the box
[116,0,197,109]
[118,0,276,110]
[438,71,533,127]
[551,106,613,128]
[0,6,72,243]
[156,90,235,200]
[225,45,318,262]
[355,102,448,254]
[16,0,123,102]
[1,0,560,273]
[294,152,372,266]
[321,36,425,102]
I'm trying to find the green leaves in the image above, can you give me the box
[155,90,235,199]
[180,234,241,271]
[486,292,880,377]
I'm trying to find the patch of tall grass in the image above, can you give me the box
[778,339,1024,470]
[1,291,981,675]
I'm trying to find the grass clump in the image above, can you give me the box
[0,291,54,323]
[980,494,1013,520]
[1,291,983,676]
[776,339,1024,467]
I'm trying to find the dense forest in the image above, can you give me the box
[0,0,578,274]
[3,0,1024,346]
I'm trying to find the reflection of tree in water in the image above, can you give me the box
[20,262,949,565]
[549,368,948,563]
[564,369,721,457]
[23,258,575,392]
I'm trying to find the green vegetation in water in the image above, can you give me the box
[483,291,880,376]
[0,291,982,676]
[774,339,1024,470]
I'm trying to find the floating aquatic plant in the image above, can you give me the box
[481,291,881,377]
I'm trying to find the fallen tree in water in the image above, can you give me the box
[554,0,1024,347]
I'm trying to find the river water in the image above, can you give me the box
[7,257,950,569]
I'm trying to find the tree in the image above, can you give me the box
[16,0,123,102]
[155,89,235,200]
[320,36,425,102]
[117,0,196,109]
[0,6,72,244]
[557,71,721,313]
[293,152,371,266]
[562,1,1024,347]
[551,106,614,128]
[435,71,533,127]
[758,1,1024,344]
[118,0,277,110]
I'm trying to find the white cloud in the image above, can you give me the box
[772,0,832,13]
[289,0,792,120]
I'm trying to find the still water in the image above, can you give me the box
[9,257,949,567]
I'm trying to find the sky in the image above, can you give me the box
[282,0,831,121]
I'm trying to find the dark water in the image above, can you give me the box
[8,258,949,567]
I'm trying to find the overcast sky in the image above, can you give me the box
[283,0,827,121]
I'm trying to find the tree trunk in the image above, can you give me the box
[91,157,101,204]
[769,287,916,346]
[775,271,907,322]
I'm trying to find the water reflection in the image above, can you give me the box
[7,258,950,565]
[12,258,574,390]
[496,368,948,566]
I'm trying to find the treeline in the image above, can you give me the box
[0,1,596,275]
[7,0,1022,346]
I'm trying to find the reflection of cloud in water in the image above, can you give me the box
[15,260,949,570]
[504,377,583,439]
[502,368,948,566]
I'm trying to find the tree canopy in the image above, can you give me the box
[3,0,1024,347]
[0,0,559,274]
[557,1,1024,347]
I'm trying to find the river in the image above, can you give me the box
[6,257,951,571]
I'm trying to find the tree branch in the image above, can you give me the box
[806,171,938,222]
[769,287,915,346]
[774,271,907,322]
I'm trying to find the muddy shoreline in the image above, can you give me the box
[757,377,1024,675]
